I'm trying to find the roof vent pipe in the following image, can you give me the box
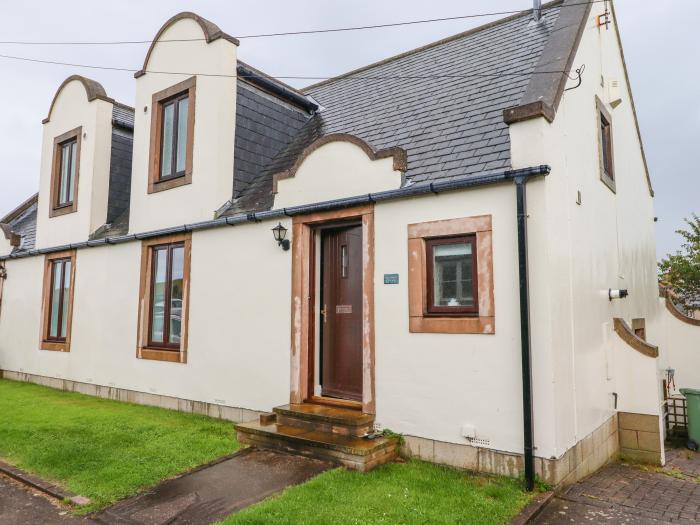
[533,0,542,22]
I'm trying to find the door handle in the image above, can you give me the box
[320,304,328,324]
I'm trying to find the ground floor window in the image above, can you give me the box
[40,250,76,352]
[137,233,191,363]
[149,242,184,348]
[408,215,494,334]
[426,235,478,315]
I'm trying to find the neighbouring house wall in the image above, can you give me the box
[0,236,11,257]
[35,81,114,248]
[0,221,291,412]
[611,325,664,464]
[508,4,659,462]
[128,18,237,234]
[652,296,700,395]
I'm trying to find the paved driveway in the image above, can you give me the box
[94,448,331,525]
[0,448,330,525]
[0,473,93,525]
[534,449,700,524]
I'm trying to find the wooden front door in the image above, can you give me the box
[320,225,363,401]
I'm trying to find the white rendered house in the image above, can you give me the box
[1,1,698,487]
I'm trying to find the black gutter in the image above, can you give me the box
[237,64,319,114]
[514,174,535,491]
[1,166,550,261]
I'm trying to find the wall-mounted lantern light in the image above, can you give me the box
[272,222,290,251]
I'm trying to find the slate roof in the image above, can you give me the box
[232,80,312,206]
[113,103,135,129]
[5,3,584,241]
[223,4,561,214]
[1,193,38,253]
[91,105,135,239]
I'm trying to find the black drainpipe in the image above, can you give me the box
[0,262,6,318]
[514,174,535,491]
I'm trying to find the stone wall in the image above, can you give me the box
[402,413,620,487]
[0,370,262,423]
[618,412,663,465]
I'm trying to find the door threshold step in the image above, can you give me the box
[235,420,397,472]
[273,403,374,437]
[274,403,373,425]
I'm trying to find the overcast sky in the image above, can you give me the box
[0,0,698,259]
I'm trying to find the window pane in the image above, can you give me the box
[59,143,71,204]
[458,256,474,304]
[150,248,168,343]
[176,97,188,173]
[49,261,62,338]
[169,245,184,344]
[160,103,175,179]
[601,115,613,178]
[60,260,71,338]
[68,141,77,203]
[433,242,474,307]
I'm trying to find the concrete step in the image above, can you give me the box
[273,403,374,437]
[235,420,397,472]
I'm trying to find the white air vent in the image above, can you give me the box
[466,437,491,447]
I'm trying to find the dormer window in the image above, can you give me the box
[160,93,189,181]
[148,77,196,193]
[49,127,81,217]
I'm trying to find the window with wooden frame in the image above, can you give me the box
[596,96,615,192]
[425,235,478,315]
[40,250,76,352]
[148,77,196,194]
[408,215,494,334]
[137,233,191,363]
[49,127,81,217]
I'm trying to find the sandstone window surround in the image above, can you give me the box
[40,250,77,352]
[137,233,191,363]
[408,215,494,334]
[49,127,82,217]
[148,77,196,194]
[596,96,615,193]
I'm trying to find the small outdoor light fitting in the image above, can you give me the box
[272,222,290,251]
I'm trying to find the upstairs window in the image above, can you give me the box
[600,113,613,179]
[40,250,76,352]
[159,92,189,181]
[49,127,81,217]
[426,236,478,315]
[596,96,615,192]
[148,77,196,193]
[57,139,77,207]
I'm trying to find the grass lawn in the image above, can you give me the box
[0,379,239,512]
[221,460,534,525]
